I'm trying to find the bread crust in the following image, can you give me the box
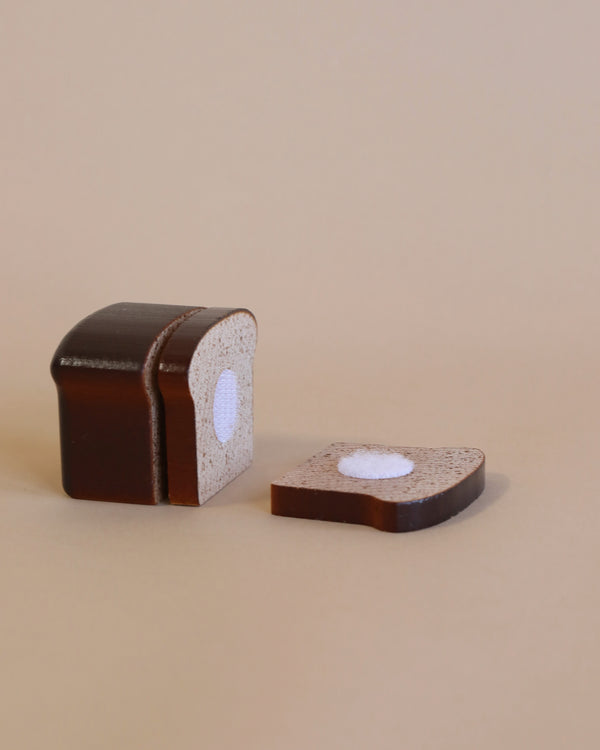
[50,302,202,503]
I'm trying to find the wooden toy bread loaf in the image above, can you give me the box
[51,303,257,505]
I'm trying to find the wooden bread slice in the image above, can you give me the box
[50,302,202,504]
[157,308,257,506]
[271,442,485,532]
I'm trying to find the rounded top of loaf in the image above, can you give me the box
[50,302,201,382]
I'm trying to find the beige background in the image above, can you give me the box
[1,2,599,748]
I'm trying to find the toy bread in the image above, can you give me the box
[158,307,257,506]
[51,303,257,505]
[271,442,485,532]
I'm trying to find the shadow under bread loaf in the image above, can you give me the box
[51,303,257,505]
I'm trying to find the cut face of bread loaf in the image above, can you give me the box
[158,308,257,505]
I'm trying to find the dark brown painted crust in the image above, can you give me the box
[157,307,256,506]
[50,302,202,504]
[271,452,485,532]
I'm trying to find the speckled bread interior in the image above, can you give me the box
[188,311,257,505]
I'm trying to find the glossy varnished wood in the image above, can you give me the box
[50,303,202,504]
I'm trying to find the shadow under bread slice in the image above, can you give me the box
[271,442,485,532]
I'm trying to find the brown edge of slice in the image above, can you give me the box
[271,447,486,532]
[50,302,203,504]
[157,307,256,506]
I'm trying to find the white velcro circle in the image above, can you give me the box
[337,450,414,479]
[213,369,238,444]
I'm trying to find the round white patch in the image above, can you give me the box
[213,369,238,444]
[337,450,414,480]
